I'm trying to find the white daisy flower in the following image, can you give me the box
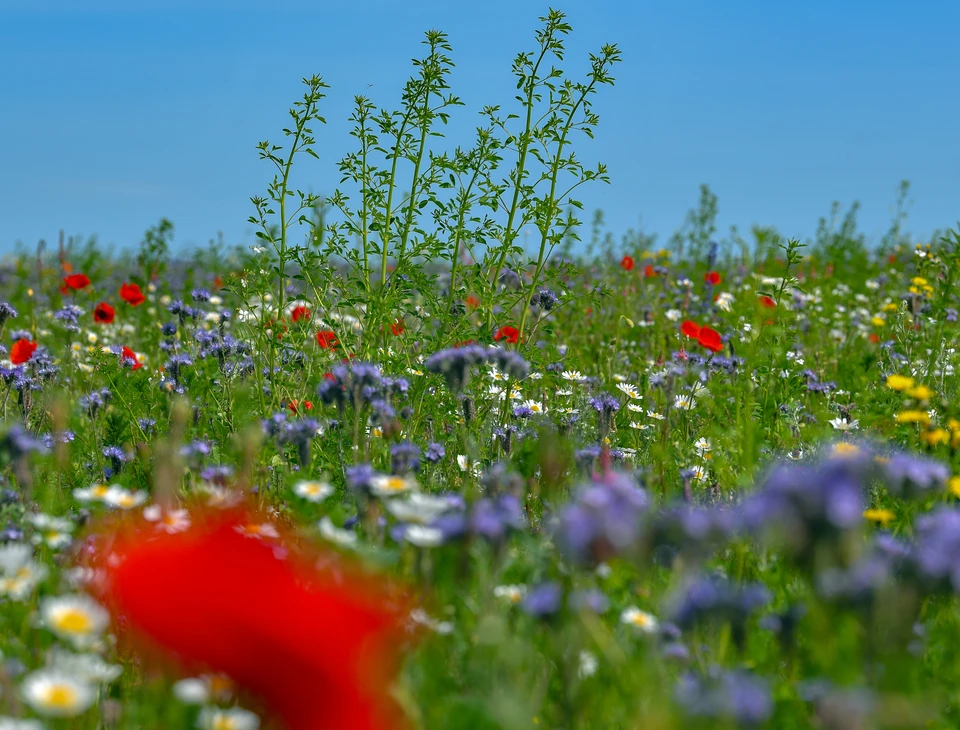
[829,417,859,432]
[104,486,148,510]
[562,370,584,382]
[715,292,735,312]
[38,595,110,648]
[522,400,547,415]
[627,403,644,413]
[694,437,712,455]
[403,525,445,548]
[317,517,358,547]
[72,483,112,503]
[664,309,682,321]
[673,395,696,410]
[647,410,665,421]
[620,607,659,634]
[385,493,452,524]
[197,706,260,730]
[234,523,279,540]
[0,544,47,600]
[687,465,706,480]
[142,504,191,534]
[369,474,417,497]
[292,480,334,502]
[21,670,95,718]
[46,647,122,684]
[616,383,641,400]
[493,584,527,604]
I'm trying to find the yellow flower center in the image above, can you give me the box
[54,608,92,635]
[44,684,78,708]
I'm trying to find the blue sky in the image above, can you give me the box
[1,0,958,254]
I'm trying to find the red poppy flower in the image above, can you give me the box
[869,333,880,343]
[454,340,477,348]
[389,320,405,336]
[704,271,721,285]
[213,275,224,290]
[494,325,520,344]
[10,339,37,365]
[61,273,91,293]
[644,265,656,278]
[888,254,897,265]
[119,283,146,306]
[288,399,314,413]
[291,306,311,323]
[316,330,339,349]
[90,506,411,730]
[697,326,723,353]
[758,296,777,309]
[681,320,701,339]
[93,302,116,324]
[620,255,635,271]
[121,346,143,370]
[465,295,480,309]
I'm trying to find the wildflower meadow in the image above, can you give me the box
[3,8,960,730]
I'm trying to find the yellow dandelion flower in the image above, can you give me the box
[881,302,899,313]
[921,428,950,447]
[885,374,915,391]
[950,476,960,498]
[863,508,895,526]
[896,410,930,425]
[911,276,928,286]
[870,317,885,327]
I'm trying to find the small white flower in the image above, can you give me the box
[403,525,445,548]
[369,474,417,497]
[562,370,584,382]
[73,483,112,503]
[522,399,546,415]
[829,417,859,432]
[673,395,696,411]
[620,607,659,634]
[577,650,599,678]
[104,486,148,510]
[556,388,573,396]
[197,706,260,730]
[493,584,527,604]
[38,595,110,648]
[664,309,682,322]
[686,465,706,481]
[627,403,644,413]
[385,493,451,524]
[46,647,122,684]
[0,544,47,600]
[317,517,358,547]
[616,383,641,400]
[142,504,191,534]
[694,437,712,455]
[21,670,95,718]
[409,608,453,635]
[234,522,279,540]
[647,410,665,421]
[292,480,334,502]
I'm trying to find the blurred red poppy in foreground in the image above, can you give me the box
[620,255,634,271]
[88,506,411,730]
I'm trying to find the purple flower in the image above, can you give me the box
[520,582,563,618]
[675,669,772,727]
[424,442,446,464]
[883,452,949,499]
[555,471,649,566]
[391,441,421,475]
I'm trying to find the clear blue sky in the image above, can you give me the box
[2,0,958,254]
